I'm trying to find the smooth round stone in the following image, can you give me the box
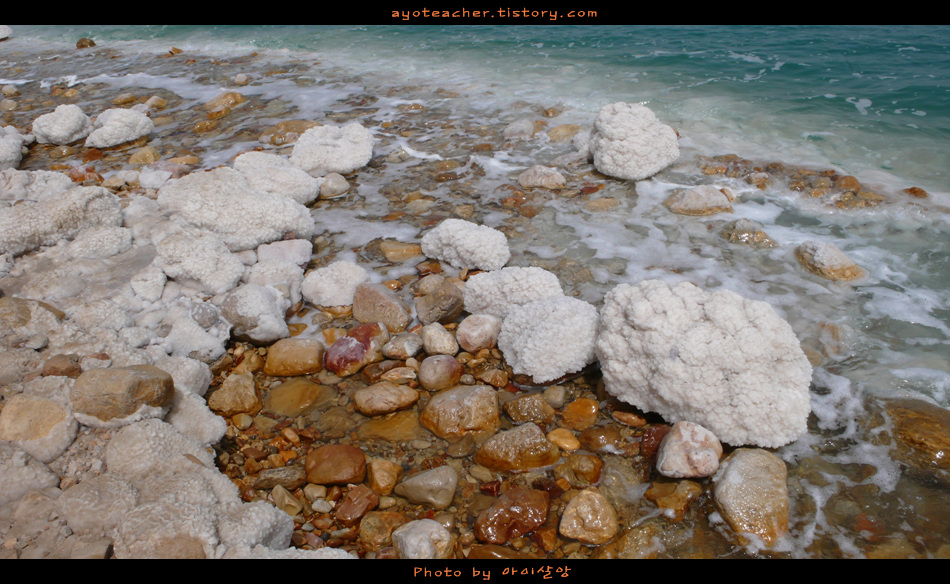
[418,355,462,391]
[656,421,723,479]
[262,337,325,376]
[305,444,367,485]
[554,453,604,489]
[262,378,334,418]
[419,385,499,441]
[712,448,789,548]
[546,428,580,451]
[561,398,599,430]
[393,465,459,510]
[795,240,864,281]
[353,381,419,416]
[558,487,619,545]
[419,323,458,356]
[474,423,561,473]
[415,282,465,325]
[455,314,502,353]
[474,487,550,544]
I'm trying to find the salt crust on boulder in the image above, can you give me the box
[0,442,60,507]
[289,122,375,176]
[595,280,812,448]
[155,227,245,296]
[795,240,864,281]
[0,185,122,256]
[233,151,324,205]
[301,259,368,307]
[463,266,564,319]
[0,376,77,463]
[246,259,304,306]
[0,168,74,202]
[156,167,315,252]
[84,107,154,148]
[588,102,680,181]
[498,296,599,384]
[221,283,291,344]
[0,125,33,170]
[663,184,735,216]
[421,218,510,272]
[31,104,93,145]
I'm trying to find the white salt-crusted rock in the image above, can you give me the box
[215,500,293,553]
[301,260,368,307]
[595,280,812,448]
[256,238,312,266]
[234,152,323,205]
[155,228,245,296]
[104,418,215,481]
[164,387,227,446]
[233,151,324,205]
[31,104,93,145]
[220,283,291,344]
[0,125,33,170]
[588,102,679,181]
[245,259,305,306]
[0,442,60,507]
[64,225,133,260]
[57,474,139,537]
[0,168,73,202]
[156,167,315,252]
[391,519,455,559]
[498,296,599,384]
[289,123,375,176]
[517,165,566,190]
[130,264,167,302]
[663,184,735,216]
[463,266,563,319]
[421,218,510,272]
[161,310,231,364]
[795,240,865,281]
[0,376,77,463]
[0,25,12,41]
[84,107,154,148]
[0,185,122,256]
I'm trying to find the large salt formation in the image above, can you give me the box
[586,102,680,181]
[595,279,813,448]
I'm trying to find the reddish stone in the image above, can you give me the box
[324,322,389,377]
[474,487,550,545]
[335,484,379,526]
[305,444,367,485]
[640,425,672,461]
[561,398,599,430]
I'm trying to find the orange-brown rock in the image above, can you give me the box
[262,337,325,376]
[474,487,550,544]
[262,378,334,418]
[474,423,561,472]
[305,444,367,485]
[420,385,500,441]
[561,398,599,430]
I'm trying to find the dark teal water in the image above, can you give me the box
[8,25,949,191]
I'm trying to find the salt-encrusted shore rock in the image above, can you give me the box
[0,38,947,563]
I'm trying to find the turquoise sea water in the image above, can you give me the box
[9,25,950,192]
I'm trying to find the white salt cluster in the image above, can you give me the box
[31,104,93,145]
[290,123,375,176]
[301,260,369,307]
[588,102,680,181]
[421,218,510,272]
[84,108,154,149]
[462,266,564,319]
[497,295,599,384]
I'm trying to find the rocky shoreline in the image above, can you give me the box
[1,36,949,560]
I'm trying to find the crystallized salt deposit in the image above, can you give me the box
[31,104,93,145]
[301,260,368,307]
[421,219,510,272]
[84,108,154,148]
